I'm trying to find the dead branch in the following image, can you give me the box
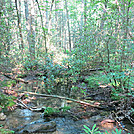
[1,72,28,84]
[25,92,102,109]
[16,99,46,112]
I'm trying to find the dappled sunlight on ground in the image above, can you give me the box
[48,45,69,64]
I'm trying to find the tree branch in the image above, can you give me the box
[25,92,102,109]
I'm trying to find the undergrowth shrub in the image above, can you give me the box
[0,93,16,112]
[82,124,129,134]
[23,58,41,71]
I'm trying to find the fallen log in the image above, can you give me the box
[25,92,103,109]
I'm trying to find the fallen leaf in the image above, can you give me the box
[101,119,115,124]
[94,102,100,106]
[100,119,115,129]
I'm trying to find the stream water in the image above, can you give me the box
[4,108,99,134]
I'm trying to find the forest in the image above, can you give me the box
[0,0,134,134]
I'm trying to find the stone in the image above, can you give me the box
[16,120,56,134]
[0,113,6,121]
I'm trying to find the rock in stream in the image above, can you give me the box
[5,109,56,134]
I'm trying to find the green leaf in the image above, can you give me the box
[8,101,16,107]
[92,124,97,131]
[53,9,63,12]
[83,125,91,132]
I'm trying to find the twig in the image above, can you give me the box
[16,99,46,112]
[112,111,131,133]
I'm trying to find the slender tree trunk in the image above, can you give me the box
[0,0,4,56]
[120,0,131,90]
[47,0,55,50]
[24,0,35,60]
[78,0,84,42]
[65,0,71,52]
[61,11,65,48]
[55,0,58,47]
[48,0,54,34]
[15,0,24,49]
[3,1,11,55]
[84,0,87,43]
[30,0,36,59]
[59,15,62,47]
[36,0,47,53]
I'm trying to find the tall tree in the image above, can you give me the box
[24,0,35,60]
[65,0,71,52]
[36,0,47,53]
[2,1,12,56]
[0,0,4,56]
[84,0,87,43]
[47,0,55,50]
[15,0,24,49]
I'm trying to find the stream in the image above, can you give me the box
[0,98,110,134]
[1,96,133,134]
[0,75,134,133]
[3,108,100,134]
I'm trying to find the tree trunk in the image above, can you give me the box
[24,0,35,60]
[65,0,71,52]
[47,0,55,50]
[84,0,87,43]
[3,0,11,56]
[36,0,47,53]
[15,0,24,49]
